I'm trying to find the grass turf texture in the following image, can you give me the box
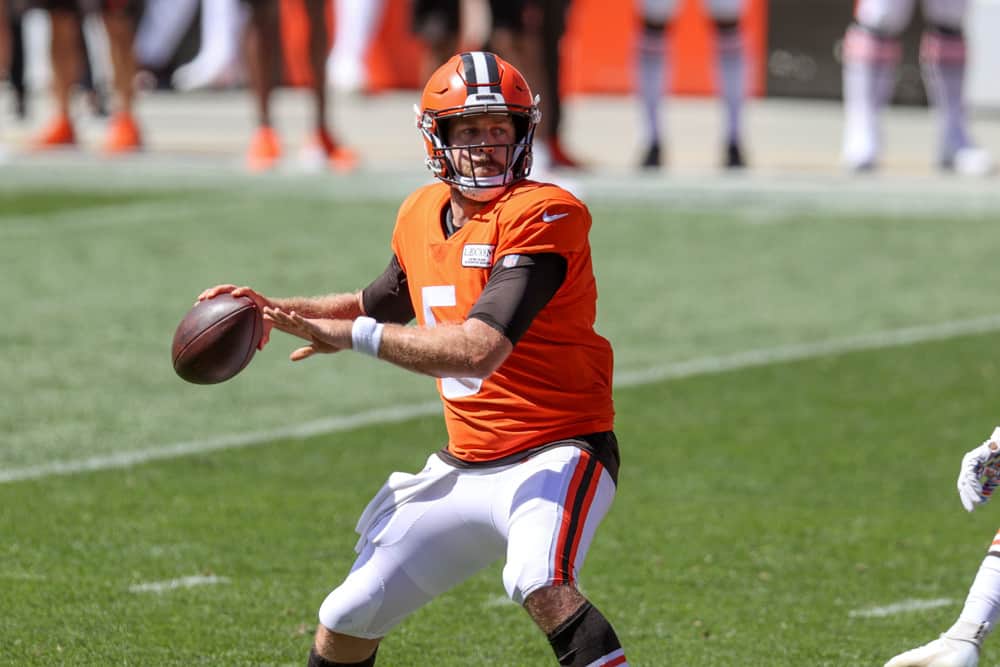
[3,178,1000,664]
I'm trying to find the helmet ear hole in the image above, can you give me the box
[512,116,530,143]
[436,118,452,145]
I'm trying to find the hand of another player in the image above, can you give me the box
[957,427,1000,512]
[196,284,274,350]
[262,307,351,361]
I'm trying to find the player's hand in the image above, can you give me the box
[957,427,1000,512]
[197,285,273,350]
[262,307,351,361]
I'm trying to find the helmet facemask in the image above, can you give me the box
[417,104,540,202]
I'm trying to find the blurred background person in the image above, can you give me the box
[171,0,245,91]
[31,0,142,153]
[635,0,749,169]
[242,0,356,172]
[132,0,199,89]
[325,0,386,94]
[842,0,993,175]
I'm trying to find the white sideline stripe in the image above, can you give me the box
[849,598,955,618]
[128,575,230,594]
[614,314,1000,387]
[3,314,1000,486]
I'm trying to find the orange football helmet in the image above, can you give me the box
[416,51,541,201]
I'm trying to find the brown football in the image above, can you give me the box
[171,293,263,384]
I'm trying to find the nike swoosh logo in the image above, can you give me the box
[541,211,569,223]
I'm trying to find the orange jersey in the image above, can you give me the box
[391,180,615,462]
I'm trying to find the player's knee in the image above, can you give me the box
[318,578,385,639]
[503,558,553,606]
[843,23,903,65]
[920,25,966,65]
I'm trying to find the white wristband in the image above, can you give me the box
[351,316,384,358]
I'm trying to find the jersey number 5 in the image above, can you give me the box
[422,285,484,399]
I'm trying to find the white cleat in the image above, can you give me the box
[942,146,994,177]
[884,636,979,667]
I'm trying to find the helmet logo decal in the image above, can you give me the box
[461,52,502,96]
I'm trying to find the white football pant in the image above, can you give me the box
[318,445,617,639]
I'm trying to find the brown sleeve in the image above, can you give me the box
[467,253,567,344]
[361,255,416,324]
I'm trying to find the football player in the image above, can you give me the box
[842,0,992,174]
[884,427,1000,667]
[635,0,749,169]
[198,52,630,667]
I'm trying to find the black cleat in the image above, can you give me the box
[725,142,746,169]
[640,142,661,169]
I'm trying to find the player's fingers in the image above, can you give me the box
[196,284,237,303]
[262,308,291,325]
[290,346,315,361]
[231,286,270,310]
[257,323,273,351]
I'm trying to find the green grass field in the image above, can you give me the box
[3,165,1000,665]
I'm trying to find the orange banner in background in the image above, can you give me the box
[282,0,768,96]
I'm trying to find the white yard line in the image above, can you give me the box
[3,314,1000,486]
[128,575,230,594]
[848,598,955,618]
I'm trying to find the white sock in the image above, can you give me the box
[328,0,387,90]
[841,24,901,167]
[637,24,666,147]
[715,25,744,147]
[955,552,1000,633]
[920,28,972,161]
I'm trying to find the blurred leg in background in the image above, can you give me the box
[101,0,142,152]
[172,0,246,91]
[5,0,31,119]
[710,0,748,168]
[919,0,992,174]
[842,0,914,171]
[32,0,82,148]
[522,0,581,170]
[133,0,199,89]
[242,0,280,170]
[412,0,459,82]
[302,0,356,170]
[326,0,386,95]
